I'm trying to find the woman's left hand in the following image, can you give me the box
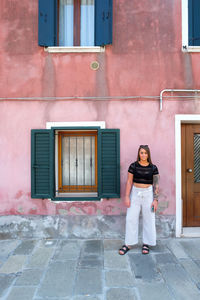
[151,200,158,212]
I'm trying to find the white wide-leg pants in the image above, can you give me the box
[125,185,156,246]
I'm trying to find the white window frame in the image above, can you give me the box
[46,121,105,200]
[182,0,200,52]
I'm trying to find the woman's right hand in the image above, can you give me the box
[124,196,131,208]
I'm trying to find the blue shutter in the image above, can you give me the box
[31,130,52,198]
[38,0,58,46]
[188,0,200,46]
[99,129,120,198]
[95,0,113,46]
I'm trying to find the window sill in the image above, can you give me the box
[44,46,105,53]
[182,46,200,52]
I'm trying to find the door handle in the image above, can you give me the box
[187,168,193,173]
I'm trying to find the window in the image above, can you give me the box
[182,0,200,51]
[31,127,120,201]
[38,0,113,47]
[59,0,95,46]
[57,130,98,194]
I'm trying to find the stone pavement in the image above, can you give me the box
[0,238,200,300]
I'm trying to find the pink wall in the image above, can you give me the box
[0,0,200,216]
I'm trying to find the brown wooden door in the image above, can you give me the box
[182,124,200,227]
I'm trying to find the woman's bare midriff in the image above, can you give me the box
[133,183,151,188]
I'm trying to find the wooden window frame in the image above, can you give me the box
[58,130,98,193]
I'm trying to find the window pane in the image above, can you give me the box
[59,0,74,46]
[62,135,95,190]
[81,0,94,46]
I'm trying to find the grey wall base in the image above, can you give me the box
[0,215,175,240]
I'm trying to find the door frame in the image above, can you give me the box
[175,114,200,237]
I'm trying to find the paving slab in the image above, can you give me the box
[150,240,170,253]
[14,268,44,285]
[0,255,27,274]
[154,253,178,264]
[129,253,162,282]
[77,257,103,269]
[104,251,129,269]
[0,240,20,258]
[103,239,123,251]
[180,240,200,260]
[53,240,81,260]
[74,268,102,295]
[0,274,16,297]
[81,240,103,255]
[74,296,101,300]
[167,239,188,259]
[179,258,200,284]
[37,238,58,248]
[6,286,36,300]
[160,263,200,299]
[26,247,54,268]
[106,288,137,300]
[13,240,37,255]
[105,270,135,287]
[37,260,76,297]
[136,282,174,300]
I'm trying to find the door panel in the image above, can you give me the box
[182,124,200,226]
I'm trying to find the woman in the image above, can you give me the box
[119,145,159,255]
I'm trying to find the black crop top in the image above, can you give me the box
[128,161,159,184]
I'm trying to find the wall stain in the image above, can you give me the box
[3,0,37,55]
[42,54,56,122]
[93,52,109,121]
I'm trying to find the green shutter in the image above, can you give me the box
[188,0,200,46]
[38,0,58,46]
[95,0,113,46]
[31,129,52,198]
[99,129,120,198]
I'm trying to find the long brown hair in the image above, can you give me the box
[137,145,152,164]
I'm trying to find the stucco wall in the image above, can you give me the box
[0,0,200,216]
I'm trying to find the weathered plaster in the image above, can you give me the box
[0,0,199,218]
[0,215,175,239]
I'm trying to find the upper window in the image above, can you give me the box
[38,0,112,47]
[31,127,120,201]
[59,0,95,46]
[182,0,200,51]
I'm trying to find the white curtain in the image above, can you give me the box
[59,0,74,46]
[59,0,94,46]
[81,0,94,46]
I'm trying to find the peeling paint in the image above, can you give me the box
[58,209,68,215]
[157,201,169,214]
[17,207,24,213]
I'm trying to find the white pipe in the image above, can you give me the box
[160,89,200,111]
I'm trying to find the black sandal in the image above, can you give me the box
[119,245,130,255]
[142,244,149,254]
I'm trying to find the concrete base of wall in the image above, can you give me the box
[0,215,175,239]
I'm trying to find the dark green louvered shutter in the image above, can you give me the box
[38,0,58,46]
[95,0,113,46]
[31,130,52,198]
[188,0,200,46]
[99,129,120,198]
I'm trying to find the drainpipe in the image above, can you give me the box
[160,89,200,111]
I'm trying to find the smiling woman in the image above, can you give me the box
[119,145,159,255]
